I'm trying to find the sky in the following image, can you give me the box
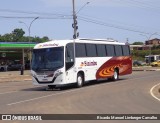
[0,0,160,43]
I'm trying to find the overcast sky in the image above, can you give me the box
[0,0,160,43]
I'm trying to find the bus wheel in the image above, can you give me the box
[112,69,119,81]
[76,73,84,88]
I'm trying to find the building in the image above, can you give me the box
[145,38,160,45]
[0,42,36,69]
[130,45,150,51]
[130,38,160,51]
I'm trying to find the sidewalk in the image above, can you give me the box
[0,70,32,83]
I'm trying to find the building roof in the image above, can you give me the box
[0,42,37,49]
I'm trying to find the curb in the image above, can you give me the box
[24,79,32,81]
[132,66,152,68]
[133,69,160,71]
[0,79,32,83]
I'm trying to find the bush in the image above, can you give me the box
[131,49,160,61]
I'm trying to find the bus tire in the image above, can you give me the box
[76,73,84,88]
[112,69,119,81]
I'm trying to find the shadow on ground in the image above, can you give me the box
[20,78,127,92]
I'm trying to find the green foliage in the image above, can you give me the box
[1,33,13,42]
[131,49,160,61]
[151,49,160,54]
[131,42,160,61]
[0,28,49,42]
[152,45,160,50]
[132,42,144,45]
[12,28,25,41]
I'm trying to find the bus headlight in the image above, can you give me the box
[55,71,63,77]
[46,74,54,77]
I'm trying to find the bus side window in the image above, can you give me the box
[65,43,74,71]
[115,45,123,56]
[96,44,106,57]
[122,45,130,56]
[106,45,115,56]
[75,43,87,57]
[86,44,97,57]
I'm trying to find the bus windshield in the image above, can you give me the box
[32,47,64,71]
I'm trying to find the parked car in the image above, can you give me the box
[7,63,22,71]
[133,60,146,66]
[0,65,8,71]
[151,60,160,67]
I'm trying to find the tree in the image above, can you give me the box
[132,42,144,45]
[0,28,49,42]
[3,33,13,42]
[12,28,25,41]
[42,36,49,41]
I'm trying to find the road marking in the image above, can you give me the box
[7,74,160,106]
[150,82,160,102]
[7,79,118,106]
[0,91,18,95]
[7,88,84,106]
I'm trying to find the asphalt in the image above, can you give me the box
[0,71,160,123]
[0,67,160,101]
[1,66,160,82]
[0,70,160,123]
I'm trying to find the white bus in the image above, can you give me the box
[31,39,132,88]
[145,55,160,63]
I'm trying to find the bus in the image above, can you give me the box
[31,39,132,88]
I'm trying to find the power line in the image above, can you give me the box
[129,0,160,9]
[78,16,152,35]
[0,16,72,19]
[117,0,160,12]
[0,9,72,17]
[79,13,160,32]
[76,0,160,34]
[0,1,159,35]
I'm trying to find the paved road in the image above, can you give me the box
[0,71,160,122]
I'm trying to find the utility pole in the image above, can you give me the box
[125,38,129,45]
[72,0,79,39]
[72,0,89,61]
[140,32,157,65]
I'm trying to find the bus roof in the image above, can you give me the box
[34,39,125,49]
